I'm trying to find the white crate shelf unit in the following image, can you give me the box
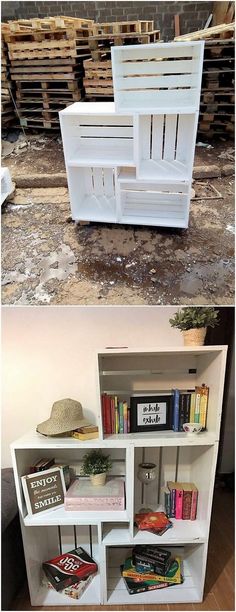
[11,345,227,606]
[60,41,204,228]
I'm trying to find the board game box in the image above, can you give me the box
[42,547,97,591]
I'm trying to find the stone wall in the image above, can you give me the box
[1,1,213,40]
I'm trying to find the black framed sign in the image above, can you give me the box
[130,395,172,433]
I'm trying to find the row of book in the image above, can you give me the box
[101,394,130,434]
[172,384,209,431]
[163,481,198,521]
[121,545,183,595]
[42,546,97,600]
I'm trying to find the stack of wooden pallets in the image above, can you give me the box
[1,38,15,127]
[2,16,93,129]
[84,20,161,100]
[174,20,235,138]
[199,38,234,137]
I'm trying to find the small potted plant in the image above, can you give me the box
[169,307,219,346]
[81,450,112,486]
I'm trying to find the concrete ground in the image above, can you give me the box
[1,137,235,305]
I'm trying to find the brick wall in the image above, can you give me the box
[1,1,213,40]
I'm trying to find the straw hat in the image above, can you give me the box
[36,398,90,436]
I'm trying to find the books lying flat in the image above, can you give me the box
[122,556,182,585]
[121,568,179,595]
[43,547,97,591]
[64,478,125,511]
[42,571,94,599]
[134,511,172,535]
[71,425,99,440]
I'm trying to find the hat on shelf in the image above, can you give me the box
[36,398,90,436]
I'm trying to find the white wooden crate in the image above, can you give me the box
[135,114,198,181]
[118,180,190,228]
[112,42,204,113]
[59,102,134,167]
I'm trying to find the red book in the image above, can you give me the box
[190,486,198,520]
[110,397,115,434]
[175,484,183,519]
[101,394,107,435]
[182,483,194,520]
[105,394,112,434]
[43,547,97,591]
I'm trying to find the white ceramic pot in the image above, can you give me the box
[183,327,206,346]
[90,472,106,486]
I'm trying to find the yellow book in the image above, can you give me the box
[190,392,195,422]
[199,384,209,429]
[72,431,99,440]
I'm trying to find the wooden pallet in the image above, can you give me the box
[201,101,234,113]
[202,90,235,103]
[88,30,160,49]
[18,116,60,129]
[84,85,114,96]
[4,16,93,32]
[174,21,235,41]
[89,20,154,36]
[7,39,77,60]
[15,98,79,110]
[15,89,82,102]
[15,79,81,92]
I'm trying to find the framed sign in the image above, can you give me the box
[130,395,172,433]
[21,466,66,516]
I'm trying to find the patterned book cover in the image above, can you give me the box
[167,481,176,517]
[178,393,185,431]
[182,483,196,519]
[119,401,124,433]
[189,392,196,423]
[190,486,198,520]
[194,387,201,423]
[64,477,125,510]
[43,547,97,591]
[122,556,182,584]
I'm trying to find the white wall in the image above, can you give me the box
[2,306,182,467]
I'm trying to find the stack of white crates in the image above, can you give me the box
[60,42,204,228]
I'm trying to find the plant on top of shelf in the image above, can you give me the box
[81,449,112,486]
[169,307,219,346]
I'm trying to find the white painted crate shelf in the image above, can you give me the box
[60,42,204,228]
[11,344,226,606]
[111,42,204,113]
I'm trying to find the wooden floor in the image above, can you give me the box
[11,486,234,611]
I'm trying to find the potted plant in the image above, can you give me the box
[81,450,112,486]
[169,307,219,346]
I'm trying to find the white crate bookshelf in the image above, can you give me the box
[11,345,227,606]
[60,41,204,229]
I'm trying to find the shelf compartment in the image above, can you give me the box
[21,523,101,606]
[106,544,204,604]
[14,446,130,522]
[60,110,134,166]
[119,181,189,228]
[133,444,217,540]
[102,521,205,545]
[136,114,197,181]
[98,348,227,440]
[67,166,117,222]
[112,42,204,113]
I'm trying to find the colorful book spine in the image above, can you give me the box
[106,395,112,434]
[170,488,176,518]
[172,389,180,432]
[175,488,183,519]
[182,489,192,520]
[178,394,185,431]
[163,487,171,517]
[114,396,119,434]
[194,388,201,423]
[123,401,128,433]
[119,401,124,434]
[184,393,191,424]
[127,406,130,433]
[199,384,209,429]
[190,488,198,520]
[101,394,107,435]
[189,392,196,423]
